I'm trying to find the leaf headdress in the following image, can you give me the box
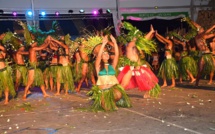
[64,34,79,57]
[2,32,24,52]
[121,21,157,55]
[181,17,198,40]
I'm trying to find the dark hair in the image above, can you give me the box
[99,54,112,71]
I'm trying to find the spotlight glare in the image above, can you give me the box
[79,9,85,13]
[41,11,46,16]
[27,11,33,16]
[93,10,98,15]
[55,11,60,16]
[12,11,17,16]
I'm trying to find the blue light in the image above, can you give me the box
[41,11,46,16]
[27,11,33,16]
[79,9,85,13]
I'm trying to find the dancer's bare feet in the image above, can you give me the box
[190,79,196,83]
[43,94,50,97]
[161,84,167,88]
[75,88,80,93]
[143,92,150,99]
[168,84,175,88]
[55,93,60,96]
[207,81,212,85]
[22,95,27,100]
[4,101,8,105]
[27,91,31,95]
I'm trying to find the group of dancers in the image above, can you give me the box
[0,17,214,112]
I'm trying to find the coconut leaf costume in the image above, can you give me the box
[18,21,47,87]
[200,53,215,76]
[168,31,198,80]
[27,62,45,87]
[15,64,28,86]
[117,22,161,98]
[157,49,179,80]
[181,17,198,41]
[87,65,131,111]
[178,51,198,80]
[0,59,16,98]
[57,63,75,92]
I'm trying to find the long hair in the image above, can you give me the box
[99,52,113,71]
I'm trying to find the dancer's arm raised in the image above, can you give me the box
[110,35,119,69]
[95,35,108,74]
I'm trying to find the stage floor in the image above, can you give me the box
[0,79,215,134]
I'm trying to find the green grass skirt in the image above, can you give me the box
[0,67,16,98]
[15,65,28,86]
[158,58,179,80]
[57,65,75,91]
[179,56,198,79]
[87,84,132,112]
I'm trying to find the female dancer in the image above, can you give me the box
[117,24,160,98]
[88,35,131,111]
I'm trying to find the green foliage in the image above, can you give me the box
[65,34,79,56]
[18,21,34,46]
[181,17,198,40]
[2,32,23,51]
[83,36,102,54]
[121,21,157,55]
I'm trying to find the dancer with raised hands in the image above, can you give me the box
[117,22,161,98]
[87,35,131,111]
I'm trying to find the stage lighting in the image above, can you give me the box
[41,11,46,16]
[93,10,98,15]
[0,9,4,14]
[98,8,103,14]
[79,9,85,13]
[27,11,33,16]
[106,9,111,14]
[55,11,60,16]
[12,11,17,16]
[68,10,73,14]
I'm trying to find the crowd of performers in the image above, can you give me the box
[0,17,215,112]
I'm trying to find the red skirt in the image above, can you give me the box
[117,65,159,91]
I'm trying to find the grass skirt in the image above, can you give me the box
[43,65,58,82]
[87,84,132,111]
[28,62,45,87]
[58,65,75,91]
[201,53,215,76]
[72,62,82,83]
[158,58,179,80]
[15,64,28,86]
[179,56,198,79]
[0,67,16,98]
[189,50,200,64]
